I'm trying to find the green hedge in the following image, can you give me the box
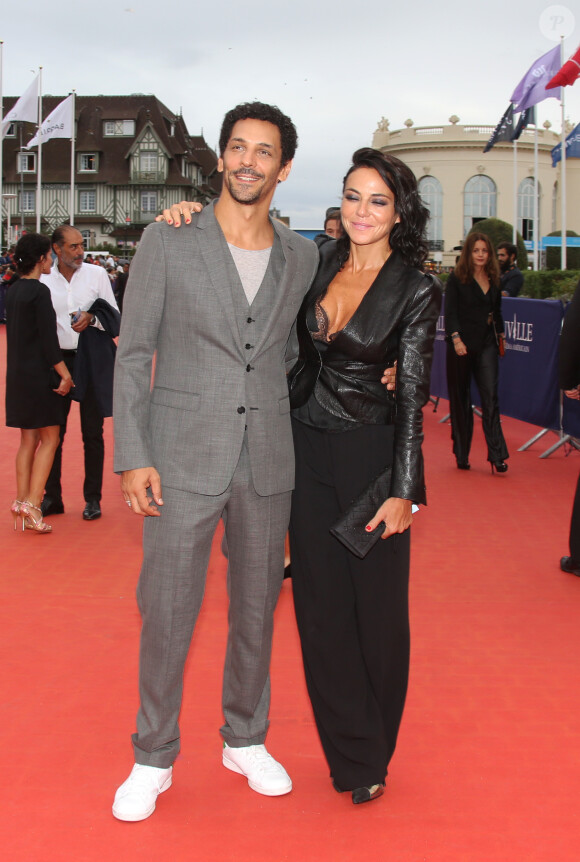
[519,270,580,300]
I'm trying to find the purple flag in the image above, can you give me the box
[511,45,562,112]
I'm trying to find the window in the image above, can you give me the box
[140,191,158,213]
[79,190,96,213]
[79,153,98,172]
[19,191,35,213]
[103,120,135,136]
[518,177,540,243]
[17,152,36,173]
[463,175,496,236]
[80,229,92,245]
[140,151,158,172]
[418,176,443,249]
[5,123,16,137]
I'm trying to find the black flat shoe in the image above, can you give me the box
[40,496,65,516]
[491,461,508,474]
[560,556,580,576]
[83,500,101,520]
[352,783,385,805]
[456,460,470,470]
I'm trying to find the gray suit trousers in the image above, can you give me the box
[132,435,291,767]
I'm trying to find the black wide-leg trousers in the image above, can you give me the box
[289,418,411,791]
[446,333,509,465]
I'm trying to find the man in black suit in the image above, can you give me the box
[497,242,523,297]
[559,279,580,576]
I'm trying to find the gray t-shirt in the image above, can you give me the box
[228,243,272,305]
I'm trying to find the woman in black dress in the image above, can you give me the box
[5,233,74,532]
[288,149,441,804]
[444,232,508,473]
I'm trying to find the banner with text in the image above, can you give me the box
[430,297,563,430]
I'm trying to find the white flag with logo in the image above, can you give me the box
[1,74,39,139]
[25,94,74,148]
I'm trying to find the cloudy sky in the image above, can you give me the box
[2,0,579,227]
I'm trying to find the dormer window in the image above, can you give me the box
[103,120,135,136]
[17,152,36,173]
[79,153,98,172]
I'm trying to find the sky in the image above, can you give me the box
[2,0,579,228]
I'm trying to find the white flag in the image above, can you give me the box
[25,94,74,149]
[1,74,39,139]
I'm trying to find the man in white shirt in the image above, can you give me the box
[41,225,119,520]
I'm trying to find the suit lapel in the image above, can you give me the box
[250,221,297,356]
[196,202,246,353]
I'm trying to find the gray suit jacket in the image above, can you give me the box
[113,202,319,496]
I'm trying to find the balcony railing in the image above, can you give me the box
[132,211,158,223]
[130,171,165,184]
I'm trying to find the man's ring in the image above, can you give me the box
[126,500,132,507]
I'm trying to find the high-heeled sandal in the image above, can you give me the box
[10,500,25,531]
[20,501,52,533]
[490,461,508,474]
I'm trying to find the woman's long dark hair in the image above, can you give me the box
[455,232,500,286]
[336,148,429,269]
[14,232,51,276]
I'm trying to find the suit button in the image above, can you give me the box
[237,406,246,414]
[245,343,252,349]
[247,317,254,323]
[246,364,253,372]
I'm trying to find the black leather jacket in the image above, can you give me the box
[288,243,442,504]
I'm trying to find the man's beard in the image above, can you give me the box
[499,259,510,273]
[225,170,266,205]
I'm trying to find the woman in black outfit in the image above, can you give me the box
[444,232,508,473]
[5,233,74,532]
[288,149,441,804]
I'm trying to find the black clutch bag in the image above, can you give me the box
[329,466,392,559]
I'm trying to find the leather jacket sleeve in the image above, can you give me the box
[391,273,441,503]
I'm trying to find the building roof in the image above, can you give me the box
[2,93,220,190]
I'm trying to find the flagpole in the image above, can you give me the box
[533,123,539,270]
[36,67,42,233]
[512,138,517,245]
[0,41,4,252]
[70,90,75,225]
[560,37,567,270]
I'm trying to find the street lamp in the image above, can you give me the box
[2,194,17,251]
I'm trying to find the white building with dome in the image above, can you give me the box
[372,115,580,268]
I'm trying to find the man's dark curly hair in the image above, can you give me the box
[219,102,298,167]
[336,148,429,270]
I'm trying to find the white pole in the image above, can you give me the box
[0,41,4,252]
[512,138,517,245]
[36,67,42,233]
[533,123,539,270]
[70,90,75,225]
[560,38,567,270]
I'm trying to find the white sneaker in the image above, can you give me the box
[112,763,173,822]
[222,743,292,796]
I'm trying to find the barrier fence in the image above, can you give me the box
[430,296,580,453]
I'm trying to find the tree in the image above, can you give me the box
[467,218,528,270]
[545,231,580,271]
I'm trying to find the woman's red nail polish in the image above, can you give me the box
[365,525,372,532]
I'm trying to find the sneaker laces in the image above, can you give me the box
[117,765,165,799]
[242,745,282,776]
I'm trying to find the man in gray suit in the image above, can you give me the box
[112,103,319,821]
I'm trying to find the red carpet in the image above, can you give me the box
[1,323,579,861]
